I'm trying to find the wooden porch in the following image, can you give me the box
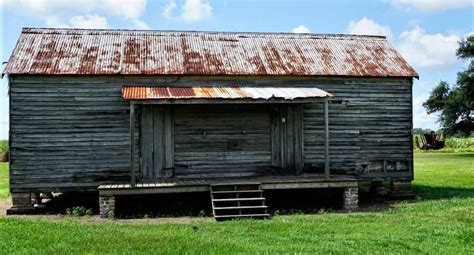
[99,174,358,195]
[98,174,360,219]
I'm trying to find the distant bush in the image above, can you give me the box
[0,141,7,153]
[0,141,8,162]
[445,137,474,149]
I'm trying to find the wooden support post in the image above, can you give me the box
[130,102,136,187]
[324,99,330,180]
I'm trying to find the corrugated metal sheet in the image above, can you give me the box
[122,86,332,100]
[4,28,418,77]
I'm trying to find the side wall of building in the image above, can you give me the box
[8,75,413,192]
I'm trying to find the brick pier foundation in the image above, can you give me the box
[343,187,358,210]
[99,195,115,218]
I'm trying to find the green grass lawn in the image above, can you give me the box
[0,153,473,254]
[413,153,474,199]
[0,163,9,199]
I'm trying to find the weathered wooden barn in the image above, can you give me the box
[4,28,418,219]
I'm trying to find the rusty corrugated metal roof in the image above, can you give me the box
[3,28,418,77]
[122,86,332,100]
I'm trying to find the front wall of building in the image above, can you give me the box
[8,75,413,192]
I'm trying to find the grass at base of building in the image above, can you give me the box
[0,153,473,254]
[0,163,9,199]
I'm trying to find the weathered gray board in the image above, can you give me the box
[8,75,413,193]
[173,104,272,178]
[140,105,174,179]
[140,104,303,179]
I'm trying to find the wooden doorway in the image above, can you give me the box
[139,105,174,179]
[270,104,304,175]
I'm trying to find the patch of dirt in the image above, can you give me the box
[0,198,11,216]
[1,198,214,224]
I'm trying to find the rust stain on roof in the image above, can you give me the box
[122,86,333,100]
[4,28,418,77]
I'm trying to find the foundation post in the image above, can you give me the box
[389,180,415,199]
[99,194,116,218]
[7,193,35,214]
[343,187,359,210]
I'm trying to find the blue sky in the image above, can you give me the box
[1,0,473,139]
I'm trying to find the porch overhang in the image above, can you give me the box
[124,86,333,187]
[121,86,333,104]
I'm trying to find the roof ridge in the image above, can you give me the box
[21,27,387,40]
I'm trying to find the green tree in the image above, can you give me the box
[423,35,473,136]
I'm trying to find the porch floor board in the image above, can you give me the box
[98,174,359,196]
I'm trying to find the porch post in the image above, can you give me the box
[130,101,136,187]
[324,98,330,180]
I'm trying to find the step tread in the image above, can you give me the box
[214,214,270,218]
[212,197,265,202]
[211,182,261,187]
[214,205,268,210]
[212,190,263,194]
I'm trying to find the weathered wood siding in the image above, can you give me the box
[302,79,413,178]
[173,105,272,178]
[8,75,413,192]
[9,79,130,192]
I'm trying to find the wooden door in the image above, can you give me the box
[140,105,174,179]
[271,104,304,175]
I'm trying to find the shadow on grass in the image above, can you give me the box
[413,185,474,200]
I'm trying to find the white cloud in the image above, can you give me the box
[106,0,147,19]
[163,0,213,23]
[346,18,461,68]
[3,0,147,27]
[45,16,70,28]
[397,26,460,68]
[347,17,392,37]
[3,0,147,19]
[130,19,151,30]
[69,15,109,29]
[388,0,473,12]
[181,0,213,22]
[163,1,178,21]
[292,25,310,33]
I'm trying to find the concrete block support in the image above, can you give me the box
[389,180,415,199]
[99,194,115,218]
[7,193,35,214]
[343,187,358,210]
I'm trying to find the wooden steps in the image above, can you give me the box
[210,183,270,221]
